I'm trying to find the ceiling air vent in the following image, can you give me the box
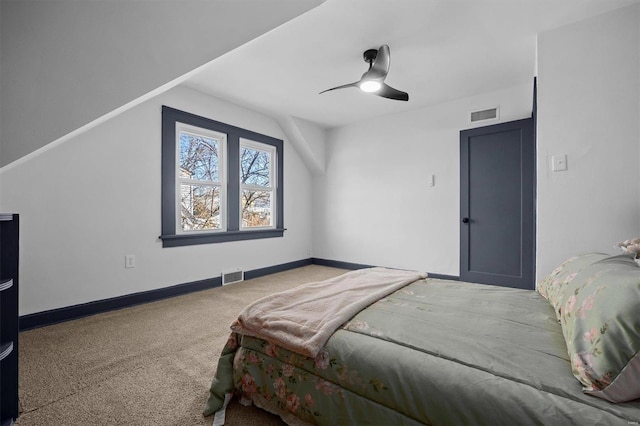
[470,107,499,123]
[222,270,244,286]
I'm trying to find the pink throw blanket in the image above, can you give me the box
[230,267,427,358]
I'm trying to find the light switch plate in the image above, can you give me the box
[552,154,567,172]
[125,255,136,269]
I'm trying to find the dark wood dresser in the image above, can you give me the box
[0,214,18,425]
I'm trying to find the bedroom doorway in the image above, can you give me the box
[459,118,535,289]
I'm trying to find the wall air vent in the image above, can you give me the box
[470,107,499,123]
[222,270,244,286]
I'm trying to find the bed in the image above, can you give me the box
[204,256,640,425]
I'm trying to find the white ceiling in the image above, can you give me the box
[185,0,638,129]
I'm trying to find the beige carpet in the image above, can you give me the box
[16,265,347,426]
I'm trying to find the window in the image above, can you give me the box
[240,139,276,229]
[177,124,226,232]
[161,106,284,247]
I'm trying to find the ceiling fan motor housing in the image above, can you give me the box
[363,48,378,63]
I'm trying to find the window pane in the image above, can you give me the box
[180,132,219,181]
[242,190,272,228]
[181,184,221,231]
[240,146,270,186]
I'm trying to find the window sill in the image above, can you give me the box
[160,228,286,248]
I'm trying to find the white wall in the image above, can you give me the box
[0,0,324,167]
[291,116,327,174]
[313,83,533,275]
[314,5,640,280]
[536,5,640,277]
[0,86,313,316]
[3,3,639,316]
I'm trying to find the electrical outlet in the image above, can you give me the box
[125,255,136,269]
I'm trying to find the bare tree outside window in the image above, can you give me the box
[179,132,222,231]
[240,145,273,228]
[180,133,219,181]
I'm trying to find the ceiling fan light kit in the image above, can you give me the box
[359,80,382,92]
[320,44,409,101]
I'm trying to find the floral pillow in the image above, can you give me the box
[537,253,608,320]
[556,253,640,403]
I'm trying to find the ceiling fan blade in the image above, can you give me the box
[365,45,390,80]
[376,83,409,101]
[319,82,359,94]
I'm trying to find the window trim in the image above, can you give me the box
[161,106,284,247]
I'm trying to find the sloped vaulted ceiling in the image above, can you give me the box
[0,0,325,167]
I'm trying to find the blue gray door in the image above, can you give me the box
[460,118,535,289]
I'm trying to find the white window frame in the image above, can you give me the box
[239,138,276,230]
[175,122,227,234]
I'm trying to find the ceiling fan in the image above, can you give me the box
[320,45,409,101]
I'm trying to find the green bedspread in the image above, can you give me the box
[205,278,640,425]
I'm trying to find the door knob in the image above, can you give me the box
[462,217,470,224]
